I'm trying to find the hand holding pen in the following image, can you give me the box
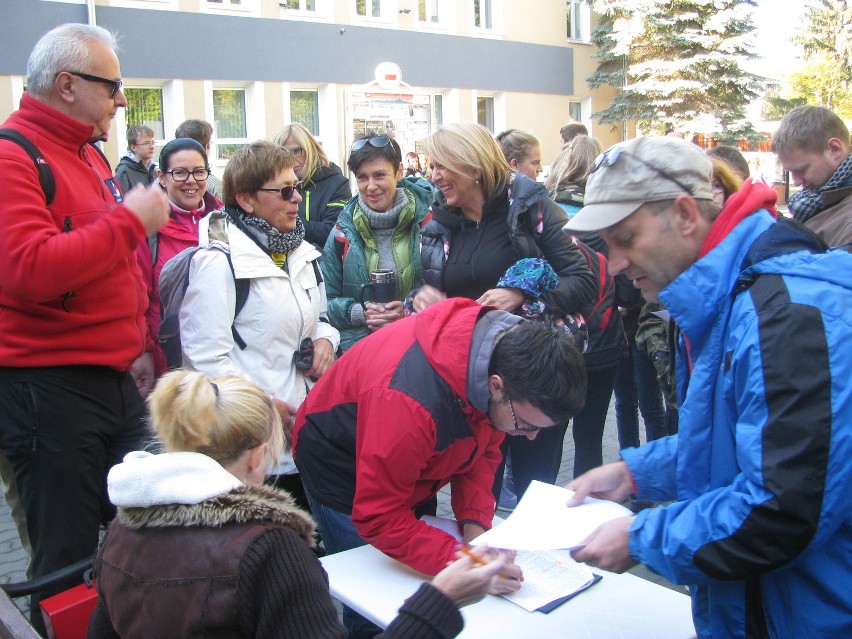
[453,545,524,597]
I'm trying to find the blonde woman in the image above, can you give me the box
[273,122,351,249]
[413,122,595,502]
[545,134,602,217]
[89,371,512,638]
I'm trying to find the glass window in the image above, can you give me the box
[474,0,492,29]
[419,0,439,23]
[433,94,443,126]
[477,96,494,132]
[567,0,587,41]
[291,90,319,136]
[569,101,582,122]
[284,0,316,9]
[124,88,164,140]
[356,0,381,17]
[208,0,242,4]
[213,88,248,160]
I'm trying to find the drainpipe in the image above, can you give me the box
[86,0,97,25]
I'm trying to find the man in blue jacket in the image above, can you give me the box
[563,136,852,639]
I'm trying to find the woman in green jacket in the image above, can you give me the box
[322,134,433,352]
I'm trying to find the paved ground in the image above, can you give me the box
[0,396,685,621]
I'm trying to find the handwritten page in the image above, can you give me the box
[471,480,632,551]
[501,550,597,611]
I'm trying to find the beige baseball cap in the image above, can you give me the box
[563,136,714,232]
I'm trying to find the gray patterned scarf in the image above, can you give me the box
[788,153,852,223]
[223,205,306,255]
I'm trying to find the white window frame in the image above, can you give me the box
[108,0,177,10]
[121,86,167,141]
[288,87,321,136]
[476,94,495,133]
[567,0,591,43]
[413,0,454,33]
[470,0,503,38]
[203,0,261,18]
[352,0,397,25]
[279,0,332,21]
[208,83,259,169]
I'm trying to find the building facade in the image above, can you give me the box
[0,0,622,171]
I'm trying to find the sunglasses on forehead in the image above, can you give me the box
[350,135,392,151]
[592,146,693,196]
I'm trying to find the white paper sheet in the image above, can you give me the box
[500,550,596,611]
[471,480,633,550]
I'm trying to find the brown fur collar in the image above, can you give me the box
[117,484,315,546]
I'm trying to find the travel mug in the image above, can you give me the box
[360,270,396,304]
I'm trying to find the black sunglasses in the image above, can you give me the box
[257,182,302,200]
[66,71,123,98]
[592,146,693,196]
[350,135,391,151]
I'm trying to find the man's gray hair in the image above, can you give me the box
[26,23,118,100]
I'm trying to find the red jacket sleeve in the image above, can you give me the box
[350,388,482,575]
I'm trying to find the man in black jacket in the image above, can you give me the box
[115,124,157,193]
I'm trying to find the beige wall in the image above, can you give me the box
[0,78,16,119]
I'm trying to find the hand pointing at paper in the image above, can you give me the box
[566,461,636,506]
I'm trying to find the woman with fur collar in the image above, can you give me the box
[88,371,511,639]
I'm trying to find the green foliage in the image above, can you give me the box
[776,1,852,118]
[789,57,852,118]
[761,90,807,121]
[795,0,852,80]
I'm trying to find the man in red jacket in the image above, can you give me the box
[295,298,586,568]
[0,23,168,630]
[295,298,586,636]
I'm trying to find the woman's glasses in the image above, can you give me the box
[163,168,210,182]
[65,71,123,98]
[284,146,304,157]
[350,135,391,151]
[592,146,693,196]
[257,182,302,200]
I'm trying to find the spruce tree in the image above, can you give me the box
[589,0,765,142]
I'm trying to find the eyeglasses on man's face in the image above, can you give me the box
[163,168,210,182]
[65,71,123,98]
[507,395,545,433]
[350,135,391,152]
[133,139,156,147]
[257,182,302,201]
[592,146,693,196]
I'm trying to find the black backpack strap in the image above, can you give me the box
[0,128,55,205]
[86,141,112,172]
[222,251,249,350]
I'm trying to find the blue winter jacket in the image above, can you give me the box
[622,210,852,638]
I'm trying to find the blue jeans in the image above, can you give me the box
[614,341,667,447]
[304,491,381,639]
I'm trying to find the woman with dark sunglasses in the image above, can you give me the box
[411,122,596,504]
[135,137,222,382]
[322,133,434,352]
[178,141,339,513]
[273,122,351,250]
